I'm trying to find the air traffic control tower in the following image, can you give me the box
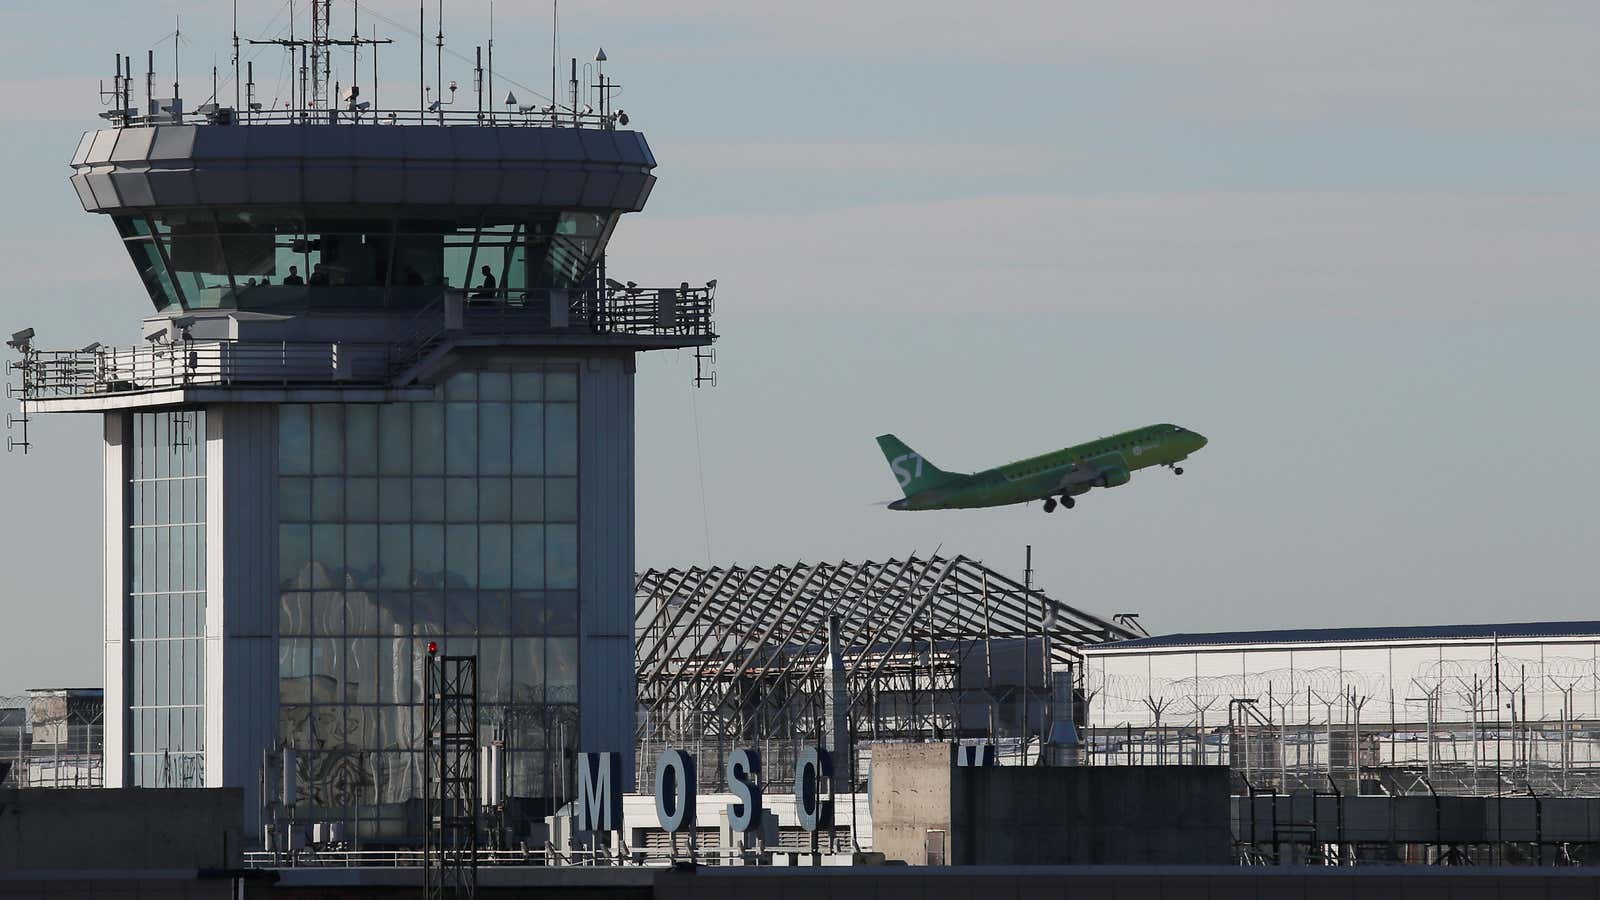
[13,39,715,842]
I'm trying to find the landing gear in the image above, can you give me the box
[1043,498,1057,513]
[1173,467,1184,475]
[1062,495,1076,509]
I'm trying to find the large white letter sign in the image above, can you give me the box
[725,748,763,833]
[654,749,698,832]
[577,751,623,833]
[794,746,833,832]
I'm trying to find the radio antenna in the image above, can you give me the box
[417,0,424,122]
[550,0,558,116]
[487,0,495,123]
[435,0,444,124]
[232,0,241,111]
[173,16,181,113]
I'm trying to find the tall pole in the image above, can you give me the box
[418,2,425,123]
[435,0,444,124]
[233,0,241,112]
[487,0,495,122]
[551,0,558,119]
[1023,545,1032,755]
[172,17,180,111]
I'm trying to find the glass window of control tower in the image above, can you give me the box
[277,365,579,840]
[127,410,207,788]
[112,207,614,313]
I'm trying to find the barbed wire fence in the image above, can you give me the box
[0,693,104,789]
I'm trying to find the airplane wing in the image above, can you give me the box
[1053,454,1125,492]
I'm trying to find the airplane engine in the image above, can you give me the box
[1099,467,1131,488]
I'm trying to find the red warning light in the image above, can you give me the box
[427,641,438,655]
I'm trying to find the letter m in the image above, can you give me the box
[577,751,623,833]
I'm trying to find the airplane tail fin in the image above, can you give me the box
[876,434,958,498]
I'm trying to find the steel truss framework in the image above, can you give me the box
[634,555,1134,786]
[424,655,479,900]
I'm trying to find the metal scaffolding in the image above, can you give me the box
[634,554,1135,787]
[424,654,478,899]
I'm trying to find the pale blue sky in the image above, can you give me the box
[1,1,1597,694]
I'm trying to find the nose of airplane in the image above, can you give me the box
[1190,430,1208,450]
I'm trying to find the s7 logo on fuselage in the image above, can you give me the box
[891,453,924,489]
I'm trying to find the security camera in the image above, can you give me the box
[170,315,197,330]
[8,328,34,346]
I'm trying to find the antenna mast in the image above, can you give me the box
[309,0,331,108]
[435,0,444,124]
[487,0,495,123]
[232,0,241,112]
[173,16,181,113]
[551,0,558,116]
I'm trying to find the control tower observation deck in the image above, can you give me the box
[14,39,715,843]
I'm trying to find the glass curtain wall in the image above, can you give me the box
[113,208,613,313]
[127,410,208,787]
[277,365,580,840]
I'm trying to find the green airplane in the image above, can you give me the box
[877,424,1207,513]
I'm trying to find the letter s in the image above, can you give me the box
[725,748,763,833]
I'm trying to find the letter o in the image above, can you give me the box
[654,749,697,833]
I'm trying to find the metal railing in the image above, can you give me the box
[241,845,783,869]
[105,105,623,131]
[15,341,391,399]
[387,283,716,376]
[14,282,714,401]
